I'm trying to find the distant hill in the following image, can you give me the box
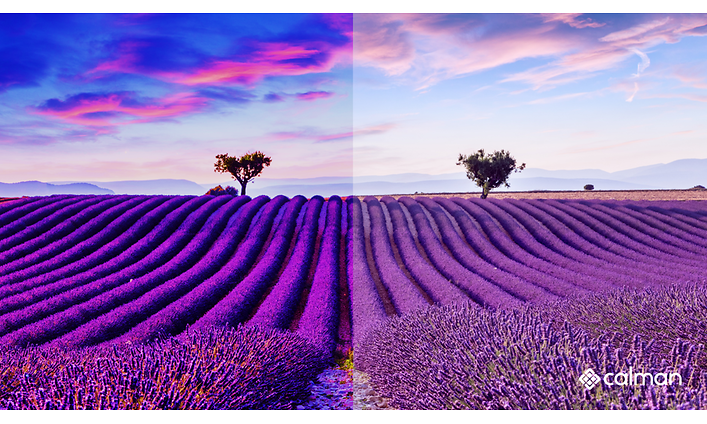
[54,179,207,195]
[3,158,704,197]
[0,181,114,196]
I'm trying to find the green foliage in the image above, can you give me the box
[584,184,595,191]
[456,149,525,199]
[214,151,272,196]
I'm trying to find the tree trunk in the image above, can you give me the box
[240,181,248,196]
[481,183,489,199]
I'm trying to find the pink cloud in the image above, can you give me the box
[354,14,707,91]
[33,91,208,127]
[296,91,334,101]
[321,13,353,36]
[315,131,352,142]
[354,14,587,89]
[86,40,148,76]
[670,65,707,89]
[88,39,351,88]
[541,13,606,29]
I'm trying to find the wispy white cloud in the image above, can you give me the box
[354,13,707,94]
[528,91,589,105]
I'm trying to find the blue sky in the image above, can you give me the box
[1,11,706,183]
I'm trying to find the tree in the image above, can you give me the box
[214,151,272,196]
[457,149,525,199]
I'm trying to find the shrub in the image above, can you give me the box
[204,185,239,196]
[584,184,595,191]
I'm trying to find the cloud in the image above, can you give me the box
[541,13,606,29]
[33,91,209,126]
[528,92,589,105]
[263,92,286,102]
[599,17,674,44]
[627,82,639,102]
[295,91,334,101]
[86,37,208,78]
[630,48,650,76]
[354,14,707,92]
[196,87,256,104]
[0,121,119,146]
[669,65,707,89]
[261,90,335,102]
[170,42,346,86]
[84,15,352,89]
[266,122,396,144]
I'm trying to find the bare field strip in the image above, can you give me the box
[360,189,707,201]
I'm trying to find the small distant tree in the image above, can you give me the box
[457,149,525,199]
[214,151,272,196]
[584,184,595,191]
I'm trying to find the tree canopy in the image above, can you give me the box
[457,149,525,199]
[214,151,272,197]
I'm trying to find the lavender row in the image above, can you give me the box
[345,197,388,348]
[379,196,469,306]
[624,202,707,243]
[0,196,203,314]
[247,196,325,330]
[0,196,103,255]
[0,196,158,282]
[364,197,429,315]
[539,200,707,279]
[46,195,278,349]
[0,195,135,271]
[461,198,649,289]
[589,201,707,254]
[0,195,74,238]
[296,196,343,355]
[446,198,623,291]
[418,197,578,300]
[397,197,523,309]
[567,201,707,265]
[165,195,307,334]
[0,196,40,224]
[0,195,246,346]
[408,196,551,304]
[101,195,298,346]
[503,199,702,284]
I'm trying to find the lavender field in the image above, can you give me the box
[1,193,707,409]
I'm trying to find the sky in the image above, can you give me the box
[1,12,707,183]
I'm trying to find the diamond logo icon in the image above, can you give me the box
[579,368,601,390]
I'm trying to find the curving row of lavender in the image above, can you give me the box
[0,194,706,356]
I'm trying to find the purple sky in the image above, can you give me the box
[0,13,353,183]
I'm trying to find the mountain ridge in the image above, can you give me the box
[2,158,705,197]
